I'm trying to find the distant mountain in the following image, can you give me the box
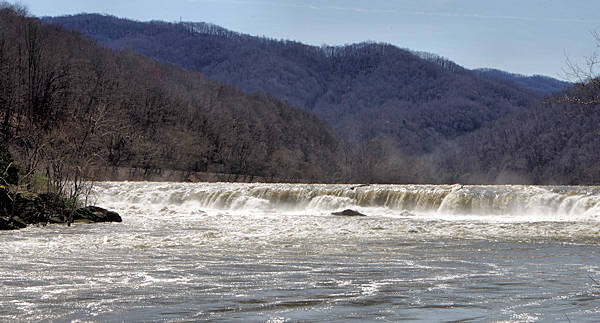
[473,68,572,95]
[0,9,341,182]
[45,14,542,154]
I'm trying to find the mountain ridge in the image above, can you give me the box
[473,68,572,95]
[44,13,547,156]
[35,13,600,185]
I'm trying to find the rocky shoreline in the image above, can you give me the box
[0,186,121,230]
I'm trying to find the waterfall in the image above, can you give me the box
[90,182,600,219]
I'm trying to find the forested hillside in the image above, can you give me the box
[438,83,600,184]
[45,14,543,154]
[0,7,342,185]
[1,10,591,185]
[473,68,572,95]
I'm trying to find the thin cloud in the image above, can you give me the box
[325,5,598,24]
[328,6,372,13]
[195,0,598,25]
[327,6,402,15]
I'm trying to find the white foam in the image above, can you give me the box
[79,182,600,242]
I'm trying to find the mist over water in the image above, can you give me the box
[1,182,599,321]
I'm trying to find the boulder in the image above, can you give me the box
[332,209,367,217]
[11,216,27,228]
[0,216,15,230]
[0,215,27,230]
[0,217,16,230]
[73,218,94,224]
[48,216,68,224]
[0,217,10,230]
[0,187,32,230]
[0,186,122,229]
[72,206,122,223]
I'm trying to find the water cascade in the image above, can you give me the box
[91,182,600,220]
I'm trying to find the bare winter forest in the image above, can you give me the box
[2,5,600,188]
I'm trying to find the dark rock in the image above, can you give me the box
[73,206,122,223]
[12,216,27,228]
[0,186,121,229]
[48,216,67,224]
[400,210,415,217]
[0,215,27,230]
[332,209,367,217]
[0,217,11,230]
[350,184,370,190]
[73,218,94,224]
[13,192,46,224]
[0,217,16,230]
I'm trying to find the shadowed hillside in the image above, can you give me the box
[0,8,342,186]
[45,14,543,154]
[25,13,600,185]
[438,82,600,184]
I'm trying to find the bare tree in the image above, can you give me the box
[0,1,28,16]
[564,30,600,104]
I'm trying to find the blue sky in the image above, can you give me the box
[18,0,600,79]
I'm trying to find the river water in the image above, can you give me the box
[1,182,599,322]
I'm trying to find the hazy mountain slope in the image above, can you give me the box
[1,9,341,182]
[473,68,572,95]
[45,14,542,154]
[439,83,600,184]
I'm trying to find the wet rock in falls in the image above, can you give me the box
[332,209,367,217]
[350,184,370,190]
[72,206,122,223]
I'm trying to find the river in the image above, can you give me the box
[1,182,599,321]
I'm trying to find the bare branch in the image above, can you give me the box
[562,31,600,105]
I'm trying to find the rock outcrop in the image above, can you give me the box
[0,187,121,230]
[332,209,367,217]
[72,206,122,223]
[0,215,26,230]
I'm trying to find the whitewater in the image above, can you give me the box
[1,182,599,321]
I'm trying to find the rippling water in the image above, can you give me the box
[1,182,599,322]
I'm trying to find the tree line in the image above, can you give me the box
[0,5,346,197]
[6,9,599,186]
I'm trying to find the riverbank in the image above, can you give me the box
[0,186,121,230]
[88,166,318,184]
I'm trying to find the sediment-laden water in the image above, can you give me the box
[1,182,599,321]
